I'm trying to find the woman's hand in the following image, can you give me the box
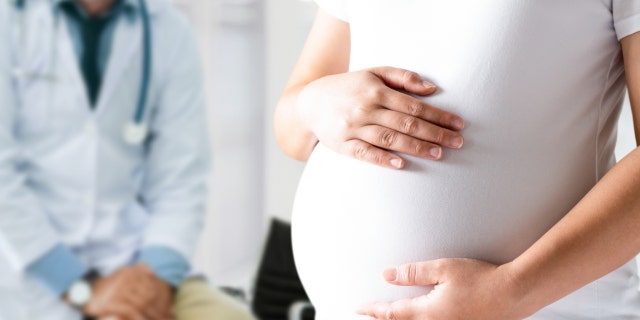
[356,259,526,320]
[298,67,465,169]
[275,12,464,167]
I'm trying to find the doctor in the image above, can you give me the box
[0,0,254,320]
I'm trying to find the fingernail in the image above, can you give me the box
[355,306,366,315]
[423,81,436,90]
[451,119,465,130]
[448,136,464,149]
[390,158,404,168]
[383,268,397,281]
[429,147,442,159]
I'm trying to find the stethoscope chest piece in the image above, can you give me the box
[123,121,148,145]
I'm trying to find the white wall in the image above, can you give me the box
[174,0,268,289]
[173,0,317,291]
[172,0,219,285]
[264,0,316,222]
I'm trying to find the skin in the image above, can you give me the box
[76,0,117,17]
[84,264,174,320]
[59,2,175,320]
[274,10,465,169]
[275,8,640,320]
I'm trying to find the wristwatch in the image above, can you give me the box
[66,269,100,309]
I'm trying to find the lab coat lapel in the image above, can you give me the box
[96,17,142,116]
[27,1,90,113]
[21,3,54,78]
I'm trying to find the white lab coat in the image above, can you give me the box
[0,0,210,319]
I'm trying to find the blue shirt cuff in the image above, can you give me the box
[138,246,190,287]
[26,244,88,297]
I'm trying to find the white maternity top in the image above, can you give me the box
[292,1,640,319]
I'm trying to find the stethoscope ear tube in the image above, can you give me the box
[134,0,151,125]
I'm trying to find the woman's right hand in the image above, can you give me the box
[298,66,465,169]
[274,10,465,168]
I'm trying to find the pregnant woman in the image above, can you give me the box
[275,1,640,319]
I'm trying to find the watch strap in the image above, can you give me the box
[82,269,100,285]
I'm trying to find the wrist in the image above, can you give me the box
[498,262,538,319]
[296,83,318,133]
[292,84,321,158]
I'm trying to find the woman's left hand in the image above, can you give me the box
[356,258,526,320]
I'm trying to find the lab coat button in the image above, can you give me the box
[84,122,97,136]
[83,195,95,207]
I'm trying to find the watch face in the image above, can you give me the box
[69,280,92,307]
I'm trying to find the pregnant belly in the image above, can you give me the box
[292,141,594,319]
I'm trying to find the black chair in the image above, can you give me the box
[252,218,315,320]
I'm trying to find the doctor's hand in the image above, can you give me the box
[84,264,174,320]
[356,259,527,320]
[298,66,465,169]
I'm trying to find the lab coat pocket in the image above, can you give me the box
[15,76,54,137]
[20,277,80,320]
[0,255,20,288]
[120,202,150,234]
[0,287,26,320]
[0,262,25,320]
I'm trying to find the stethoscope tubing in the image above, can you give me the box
[135,0,151,124]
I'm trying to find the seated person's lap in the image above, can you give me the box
[175,278,255,320]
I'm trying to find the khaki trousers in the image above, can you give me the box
[174,278,256,320]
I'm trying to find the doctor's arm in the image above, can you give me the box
[357,31,640,320]
[0,2,89,298]
[136,24,209,289]
[274,9,465,169]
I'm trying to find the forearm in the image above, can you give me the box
[0,7,86,293]
[507,147,640,317]
[274,83,319,161]
[274,9,350,161]
[141,22,209,265]
[142,193,205,264]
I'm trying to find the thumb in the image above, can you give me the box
[383,260,443,286]
[368,66,437,96]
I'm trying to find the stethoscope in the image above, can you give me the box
[11,0,152,145]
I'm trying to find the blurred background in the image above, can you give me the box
[172,0,638,307]
[170,0,315,294]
